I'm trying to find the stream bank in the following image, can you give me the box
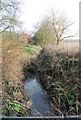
[2,32,42,116]
[24,48,81,116]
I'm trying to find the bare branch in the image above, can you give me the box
[0,0,21,33]
[0,26,10,33]
[58,22,75,40]
[60,33,78,41]
[34,9,77,46]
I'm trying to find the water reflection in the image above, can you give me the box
[24,75,54,116]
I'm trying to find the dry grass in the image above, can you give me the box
[2,32,42,116]
[2,38,28,85]
[2,33,30,116]
[46,40,79,55]
[31,39,80,116]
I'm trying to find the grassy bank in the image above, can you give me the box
[2,32,41,116]
[25,44,42,59]
[2,32,81,117]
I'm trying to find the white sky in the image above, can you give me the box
[19,0,80,38]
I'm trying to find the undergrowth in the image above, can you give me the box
[2,32,30,116]
[29,44,81,116]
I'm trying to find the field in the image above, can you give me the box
[46,40,79,55]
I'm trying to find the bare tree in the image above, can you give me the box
[48,10,77,45]
[34,10,77,46]
[0,0,21,33]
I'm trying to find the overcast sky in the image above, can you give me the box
[19,0,80,38]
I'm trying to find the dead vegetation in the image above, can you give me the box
[28,40,81,116]
[2,32,30,116]
[1,30,80,117]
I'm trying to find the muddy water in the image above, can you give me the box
[24,75,54,116]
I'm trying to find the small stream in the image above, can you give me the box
[24,74,54,116]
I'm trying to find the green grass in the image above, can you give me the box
[25,44,42,58]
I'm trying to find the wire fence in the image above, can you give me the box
[1,115,81,120]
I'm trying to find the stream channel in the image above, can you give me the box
[24,74,54,116]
